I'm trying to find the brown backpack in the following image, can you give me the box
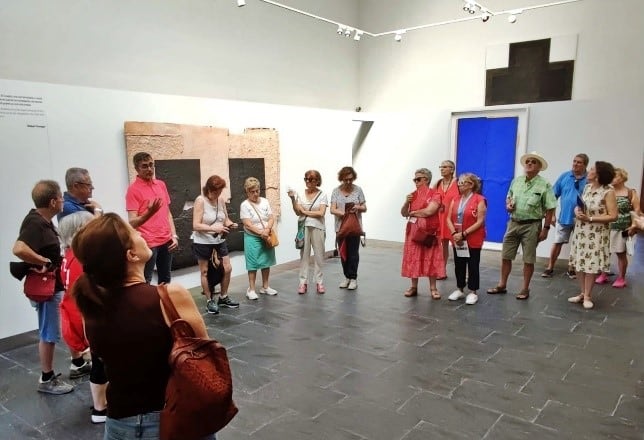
[157,285,238,440]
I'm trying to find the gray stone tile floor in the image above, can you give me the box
[1,239,643,439]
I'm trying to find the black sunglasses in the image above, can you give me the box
[304,177,317,183]
[413,177,426,183]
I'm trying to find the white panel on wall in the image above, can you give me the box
[486,43,510,69]
[550,34,578,62]
[0,78,357,340]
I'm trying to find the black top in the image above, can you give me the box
[17,209,63,291]
[83,283,172,419]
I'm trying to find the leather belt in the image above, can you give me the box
[512,218,542,224]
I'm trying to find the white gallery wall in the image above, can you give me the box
[354,0,644,247]
[1,0,643,339]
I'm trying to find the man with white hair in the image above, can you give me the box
[487,151,557,300]
[58,167,103,220]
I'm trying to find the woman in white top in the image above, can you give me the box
[192,175,239,314]
[239,177,278,300]
[288,170,328,294]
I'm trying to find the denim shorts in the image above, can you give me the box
[104,411,216,440]
[31,291,63,343]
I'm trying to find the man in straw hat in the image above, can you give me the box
[487,151,557,300]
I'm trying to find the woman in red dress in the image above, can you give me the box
[401,168,445,299]
[435,160,459,279]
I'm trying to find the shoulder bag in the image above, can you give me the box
[295,191,322,249]
[250,202,279,248]
[24,271,56,302]
[157,285,238,440]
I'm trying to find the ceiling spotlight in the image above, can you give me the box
[236,0,246,6]
[481,12,491,22]
[344,27,352,37]
[337,25,344,35]
[463,0,477,13]
[507,14,517,23]
[353,31,363,41]
[394,31,405,42]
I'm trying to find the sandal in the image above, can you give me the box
[404,287,418,297]
[567,294,584,304]
[430,289,442,300]
[486,286,507,294]
[516,289,530,300]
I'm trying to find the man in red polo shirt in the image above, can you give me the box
[126,152,178,283]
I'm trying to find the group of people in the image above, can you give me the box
[10,148,640,438]
[399,152,640,311]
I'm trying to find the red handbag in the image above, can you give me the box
[157,285,238,440]
[336,212,363,240]
[23,271,56,302]
[410,216,439,247]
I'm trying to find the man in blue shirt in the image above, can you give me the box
[58,167,103,221]
[541,153,589,279]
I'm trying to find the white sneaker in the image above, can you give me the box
[347,279,358,290]
[246,288,258,300]
[448,290,466,301]
[465,293,478,305]
[339,279,350,289]
[259,286,278,296]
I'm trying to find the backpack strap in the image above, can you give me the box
[157,284,181,323]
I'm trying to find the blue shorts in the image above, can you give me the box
[31,291,63,343]
[105,411,216,440]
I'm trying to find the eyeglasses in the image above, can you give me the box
[76,182,95,190]
[138,162,155,170]
[525,159,538,165]
[342,177,354,183]
[412,177,426,183]
[304,177,317,183]
[457,180,470,186]
[439,166,453,169]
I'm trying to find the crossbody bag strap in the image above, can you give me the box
[157,284,180,323]
[249,202,267,229]
[301,191,322,220]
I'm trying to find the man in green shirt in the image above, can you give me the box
[487,151,557,300]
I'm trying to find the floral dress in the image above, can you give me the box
[569,184,612,274]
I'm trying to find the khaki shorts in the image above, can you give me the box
[609,229,627,253]
[501,220,541,264]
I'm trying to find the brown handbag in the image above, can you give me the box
[249,202,279,248]
[157,285,238,440]
[23,271,56,302]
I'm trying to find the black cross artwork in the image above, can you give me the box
[485,38,574,106]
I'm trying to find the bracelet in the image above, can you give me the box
[451,231,457,236]
[463,231,468,238]
[589,217,593,223]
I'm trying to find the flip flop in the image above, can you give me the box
[430,289,442,300]
[516,289,530,300]
[486,286,507,294]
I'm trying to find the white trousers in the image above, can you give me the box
[299,226,326,284]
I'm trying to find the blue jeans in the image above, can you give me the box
[143,242,173,284]
[104,412,216,440]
